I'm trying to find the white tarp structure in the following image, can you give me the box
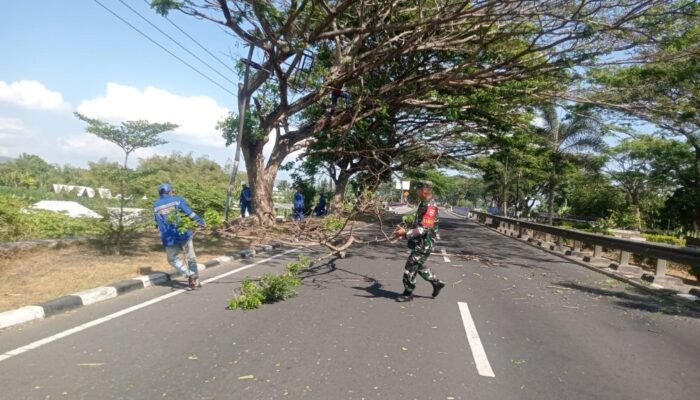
[52,184,116,199]
[30,201,102,218]
[75,186,96,198]
[97,187,113,199]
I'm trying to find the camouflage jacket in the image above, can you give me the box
[406,199,439,250]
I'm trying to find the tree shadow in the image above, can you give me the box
[555,281,700,319]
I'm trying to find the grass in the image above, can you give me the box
[0,229,252,312]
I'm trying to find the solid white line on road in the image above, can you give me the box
[0,249,298,364]
[441,248,451,263]
[457,302,495,378]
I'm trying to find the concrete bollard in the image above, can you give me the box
[655,258,666,277]
[652,258,684,287]
[583,245,606,265]
[611,250,643,275]
[518,226,529,240]
[566,240,584,256]
[551,236,566,253]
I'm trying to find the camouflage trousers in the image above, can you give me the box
[402,247,439,294]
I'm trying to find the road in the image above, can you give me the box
[1,213,699,399]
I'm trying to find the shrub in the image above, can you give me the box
[589,217,612,235]
[227,279,265,310]
[203,209,223,229]
[260,273,301,302]
[229,255,313,310]
[0,193,103,242]
[641,234,685,247]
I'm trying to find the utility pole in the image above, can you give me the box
[224,45,255,221]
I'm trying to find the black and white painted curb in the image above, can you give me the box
[445,209,700,309]
[0,243,282,330]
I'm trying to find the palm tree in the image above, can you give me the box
[540,105,607,224]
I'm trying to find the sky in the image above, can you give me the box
[0,0,289,176]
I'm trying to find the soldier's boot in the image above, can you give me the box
[396,290,414,302]
[431,280,446,298]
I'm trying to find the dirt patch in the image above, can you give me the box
[0,230,255,312]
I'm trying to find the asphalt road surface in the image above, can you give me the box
[1,213,698,399]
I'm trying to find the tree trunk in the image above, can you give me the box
[117,152,129,255]
[634,205,642,231]
[332,171,352,214]
[547,169,556,225]
[242,140,277,225]
[694,146,700,231]
[515,169,521,218]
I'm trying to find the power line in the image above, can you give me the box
[116,0,236,87]
[141,0,238,75]
[92,0,237,98]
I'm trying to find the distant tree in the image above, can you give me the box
[277,180,291,192]
[75,113,176,254]
[0,153,58,189]
[608,135,694,230]
[539,106,607,224]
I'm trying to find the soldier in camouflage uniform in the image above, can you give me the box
[393,181,446,302]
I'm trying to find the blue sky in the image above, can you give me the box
[0,0,286,175]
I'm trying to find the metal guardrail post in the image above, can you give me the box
[583,245,606,264]
[614,250,643,275]
[518,225,528,239]
[655,259,667,277]
[619,251,630,267]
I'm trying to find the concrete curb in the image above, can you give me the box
[445,210,700,311]
[0,242,284,330]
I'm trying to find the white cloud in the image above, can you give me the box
[0,80,69,110]
[58,133,161,166]
[0,117,27,134]
[0,117,34,143]
[77,83,230,148]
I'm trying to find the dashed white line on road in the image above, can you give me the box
[0,249,298,364]
[441,249,451,263]
[458,302,495,377]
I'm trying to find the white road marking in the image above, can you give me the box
[441,249,451,263]
[0,249,298,363]
[457,302,495,377]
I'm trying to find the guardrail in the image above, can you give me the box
[469,211,700,287]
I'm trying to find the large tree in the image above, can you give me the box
[153,0,674,222]
[608,135,695,230]
[584,1,700,226]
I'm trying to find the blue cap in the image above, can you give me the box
[158,183,173,195]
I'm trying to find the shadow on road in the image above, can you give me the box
[556,281,700,319]
[352,281,398,300]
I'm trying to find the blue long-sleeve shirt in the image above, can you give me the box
[240,187,252,204]
[153,195,204,247]
[293,192,304,209]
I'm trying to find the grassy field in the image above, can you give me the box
[0,230,253,312]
